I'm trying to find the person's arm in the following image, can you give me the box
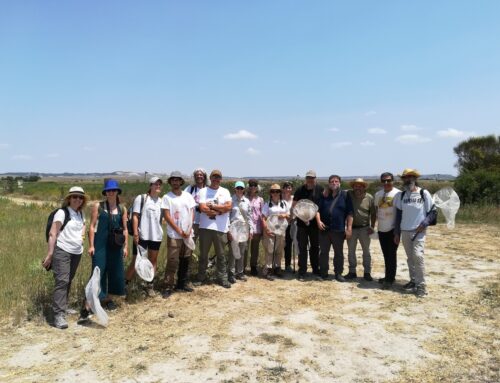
[369,197,376,234]
[212,200,232,214]
[88,203,99,256]
[345,215,353,239]
[43,220,62,269]
[132,212,140,245]
[121,207,128,258]
[316,211,326,231]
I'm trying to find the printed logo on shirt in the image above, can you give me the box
[403,196,423,204]
[379,196,395,208]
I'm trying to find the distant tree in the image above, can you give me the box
[453,135,500,174]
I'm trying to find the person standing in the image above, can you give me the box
[345,178,376,281]
[43,186,87,329]
[161,171,196,299]
[227,181,253,283]
[373,172,401,289]
[316,175,353,281]
[195,170,232,288]
[281,181,295,273]
[292,170,323,281]
[394,168,436,298]
[246,179,264,276]
[125,176,164,297]
[185,168,208,247]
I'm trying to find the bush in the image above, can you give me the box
[454,169,500,204]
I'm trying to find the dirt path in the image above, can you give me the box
[0,224,498,382]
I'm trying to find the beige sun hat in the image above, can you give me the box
[270,183,281,191]
[64,186,88,204]
[399,168,421,178]
[349,178,368,188]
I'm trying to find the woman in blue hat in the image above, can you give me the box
[79,179,128,321]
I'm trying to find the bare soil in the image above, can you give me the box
[0,224,498,383]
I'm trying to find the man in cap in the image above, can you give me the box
[373,172,401,289]
[345,178,376,281]
[394,168,437,298]
[195,170,233,288]
[161,171,196,299]
[185,168,208,248]
[292,170,324,281]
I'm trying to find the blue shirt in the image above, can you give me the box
[317,190,353,232]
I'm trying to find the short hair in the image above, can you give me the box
[282,181,293,189]
[328,174,342,183]
[380,172,394,181]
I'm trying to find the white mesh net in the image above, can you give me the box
[85,266,109,327]
[433,187,461,229]
[293,200,318,224]
[267,214,289,236]
[135,245,155,282]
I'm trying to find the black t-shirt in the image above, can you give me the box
[293,184,324,228]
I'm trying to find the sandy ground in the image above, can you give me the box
[0,223,498,383]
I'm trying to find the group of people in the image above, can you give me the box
[43,167,436,329]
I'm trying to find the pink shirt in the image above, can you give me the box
[248,196,264,234]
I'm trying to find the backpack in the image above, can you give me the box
[45,207,82,242]
[127,194,146,235]
[400,188,437,226]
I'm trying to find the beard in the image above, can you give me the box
[404,181,416,191]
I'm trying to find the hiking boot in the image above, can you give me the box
[235,274,247,282]
[192,281,203,287]
[77,308,91,325]
[335,274,346,282]
[344,272,357,280]
[364,273,373,282]
[274,268,283,278]
[162,289,174,299]
[285,265,293,273]
[297,274,306,282]
[54,313,68,329]
[266,273,275,281]
[250,266,258,276]
[378,277,385,284]
[176,283,194,292]
[219,281,231,289]
[228,275,237,284]
[66,308,78,315]
[381,281,393,290]
[321,274,329,281]
[105,300,118,311]
[404,281,416,290]
[415,285,427,298]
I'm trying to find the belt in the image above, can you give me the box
[352,225,369,229]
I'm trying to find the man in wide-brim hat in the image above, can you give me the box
[344,178,376,282]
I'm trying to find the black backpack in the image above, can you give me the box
[127,194,146,235]
[45,207,71,242]
[400,188,437,226]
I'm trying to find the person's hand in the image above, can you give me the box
[415,224,424,233]
[318,221,326,231]
[249,233,253,241]
[88,246,95,257]
[42,254,52,270]
[345,228,352,240]
[367,227,374,235]
[133,233,139,245]
[265,229,274,237]
[394,234,400,245]
[323,189,329,197]
[227,232,233,242]
[123,247,128,259]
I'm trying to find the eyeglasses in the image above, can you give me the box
[249,184,258,187]
[381,179,393,184]
[270,190,281,194]
[235,187,244,190]
[71,195,84,200]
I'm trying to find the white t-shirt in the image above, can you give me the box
[394,187,433,231]
[133,194,163,241]
[374,188,401,232]
[199,186,231,233]
[161,191,196,239]
[54,207,84,254]
[230,195,253,234]
[185,184,203,225]
[262,200,290,218]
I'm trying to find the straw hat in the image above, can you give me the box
[399,168,421,178]
[349,178,368,188]
[270,183,281,191]
[65,186,88,203]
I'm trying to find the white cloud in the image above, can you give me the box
[223,129,258,140]
[331,141,352,149]
[368,128,387,135]
[360,141,375,146]
[400,124,422,131]
[365,110,377,116]
[436,128,474,138]
[12,154,32,160]
[327,127,340,132]
[246,147,260,155]
[0,143,9,149]
[83,146,95,152]
[46,153,60,158]
[395,134,432,144]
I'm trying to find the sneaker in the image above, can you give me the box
[54,313,68,329]
[285,265,293,273]
[219,281,231,289]
[321,275,329,281]
[176,284,194,292]
[162,289,174,299]
[66,308,78,315]
[266,274,275,281]
[344,272,357,280]
[274,268,283,278]
[105,300,118,311]
[364,273,373,282]
[77,308,91,325]
[378,277,385,284]
[415,285,427,298]
[335,274,346,282]
[298,274,306,282]
[192,281,203,287]
[404,281,416,290]
[381,281,393,290]
[145,287,157,298]
[228,276,236,284]
[235,274,247,282]
[250,266,258,276]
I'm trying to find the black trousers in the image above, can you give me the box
[297,225,319,275]
[284,225,292,268]
[378,230,398,282]
[319,230,345,277]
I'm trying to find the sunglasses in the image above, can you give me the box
[71,195,84,200]
[381,179,393,184]
[249,184,258,187]
[270,190,281,194]
[235,187,244,190]
[106,189,118,193]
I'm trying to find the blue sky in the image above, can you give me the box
[1,1,499,177]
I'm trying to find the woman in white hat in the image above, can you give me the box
[43,186,87,329]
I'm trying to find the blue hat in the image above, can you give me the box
[102,179,122,195]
